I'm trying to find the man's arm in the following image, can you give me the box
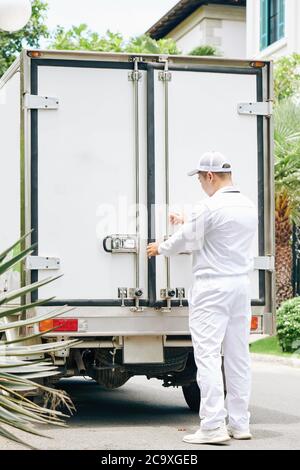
[158,207,207,256]
[169,213,185,225]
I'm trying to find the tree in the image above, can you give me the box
[0,0,49,77]
[274,98,300,306]
[125,34,179,55]
[273,54,300,304]
[274,53,300,102]
[50,25,124,52]
[49,24,180,55]
[189,45,219,56]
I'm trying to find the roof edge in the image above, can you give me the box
[146,0,246,40]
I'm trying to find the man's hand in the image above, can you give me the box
[169,212,185,225]
[147,242,160,258]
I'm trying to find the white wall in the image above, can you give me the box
[247,0,300,59]
[221,20,247,58]
[0,71,21,292]
[166,4,246,58]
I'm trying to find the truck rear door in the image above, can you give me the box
[148,62,272,327]
[29,59,149,308]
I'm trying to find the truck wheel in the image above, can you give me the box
[182,381,201,412]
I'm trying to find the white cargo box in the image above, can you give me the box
[0,50,275,339]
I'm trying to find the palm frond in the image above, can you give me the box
[0,273,63,306]
[0,243,37,276]
[0,230,33,264]
[0,305,74,331]
[0,296,56,320]
[0,234,78,448]
[0,339,78,355]
[1,325,60,346]
[274,98,300,224]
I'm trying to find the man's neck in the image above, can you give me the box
[212,181,234,195]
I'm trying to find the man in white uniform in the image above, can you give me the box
[147,152,258,445]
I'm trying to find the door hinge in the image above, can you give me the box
[238,101,273,117]
[158,55,172,81]
[128,71,142,81]
[158,71,172,82]
[25,256,61,270]
[128,56,143,81]
[254,256,275,272]
[24,93,59,110]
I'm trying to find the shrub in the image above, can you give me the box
[276,297,300,352]
[189,45,218,56]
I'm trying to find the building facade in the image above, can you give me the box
[247,0,299,59]
[147,0,247,58]
[147,0,299,59]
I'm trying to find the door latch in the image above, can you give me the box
[118,288,128,307]
[103,235,138,253]
[176,287,186,307]
[160,288,176,300]
[129,288,144,312]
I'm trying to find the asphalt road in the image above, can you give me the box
[1,360,300,450]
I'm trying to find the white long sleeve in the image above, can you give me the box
[158,187,258,277]
[158,207,207,257]
[158,186,258,276]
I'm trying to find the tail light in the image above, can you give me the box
[250,61,265,68]
[251,316,259,331]
[39,318,78,332]
[27,51,43,58]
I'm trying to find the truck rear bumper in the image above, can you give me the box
[36,306,191,336]
[34,305,271,337]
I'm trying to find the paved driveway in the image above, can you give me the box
[1,360,300,450]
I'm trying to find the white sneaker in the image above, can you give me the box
[183,424,231,445]
[227,426,252,440]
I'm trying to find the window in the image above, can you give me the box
[260,0,285,50]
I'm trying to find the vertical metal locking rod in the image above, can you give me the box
[163,60,171,304]
[133,57,140,290]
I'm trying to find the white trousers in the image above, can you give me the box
[188,274,252,431]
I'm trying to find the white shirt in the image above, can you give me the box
[158,186,258,277]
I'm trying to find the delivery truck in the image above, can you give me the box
[0,50,275,410]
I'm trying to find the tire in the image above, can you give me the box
[182,381,201,412]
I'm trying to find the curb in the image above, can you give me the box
[251,352,300,368]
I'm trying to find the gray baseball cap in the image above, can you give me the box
[188,151,232,176]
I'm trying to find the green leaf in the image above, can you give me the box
[0,362,57,374]
[2,324,58,345]
[0,230,33,264]
[0,338,78,355]
[0,243,37,276]
[189,45,218,56]
[274,97,300,224]
[0,306,74,331]
[0,0,49,78]
[0,273,63,306]
[0,423,36,449]
[0,359,51,369]
[0,416,50,440]
[0,296,56,320]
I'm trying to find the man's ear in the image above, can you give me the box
[207,171,213,182]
